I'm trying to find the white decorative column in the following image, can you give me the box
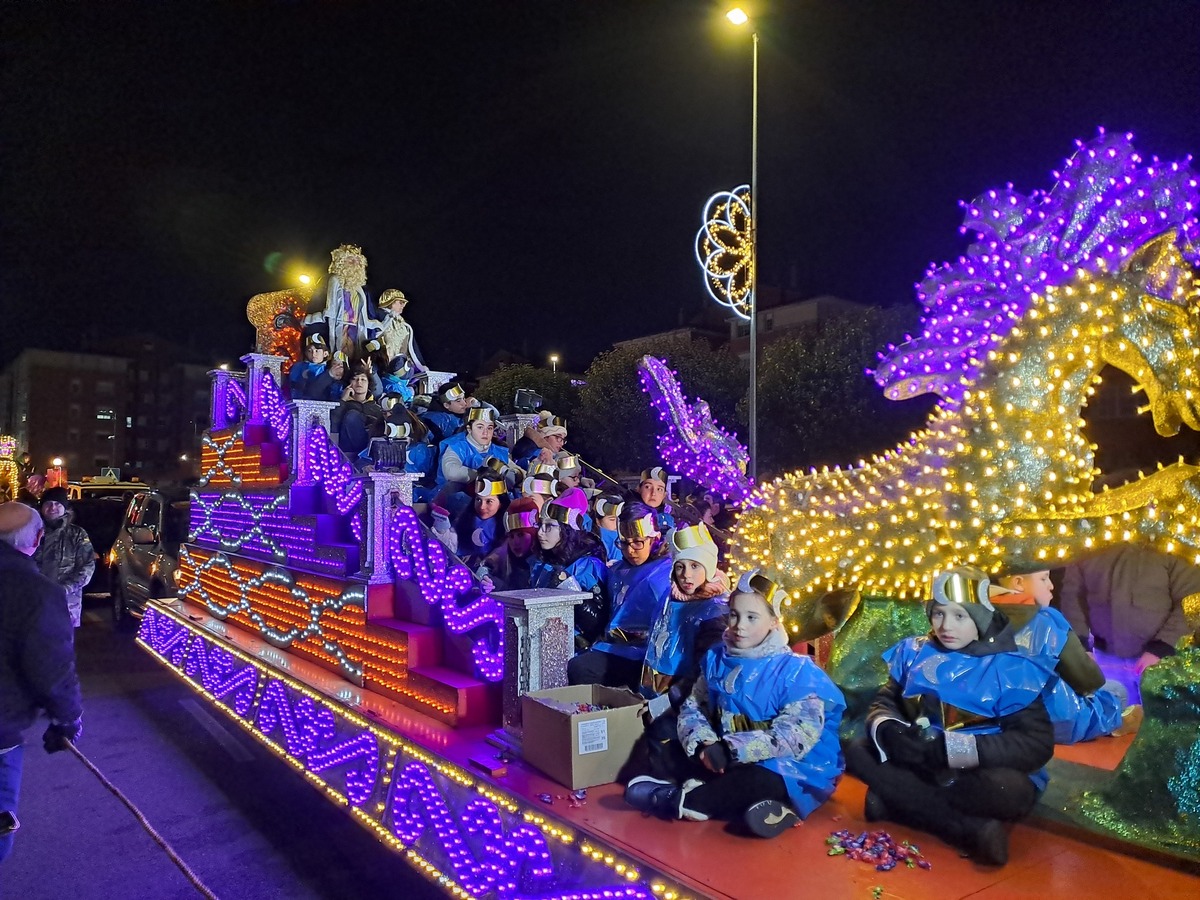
[490,587,587,747]
[420,369,457,395]
[364,471,420,584]
[289,399,339,486]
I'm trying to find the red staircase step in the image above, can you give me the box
[366,618,442,669]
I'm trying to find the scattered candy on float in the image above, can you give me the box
[537,793,553,804]
[826,830,932,872]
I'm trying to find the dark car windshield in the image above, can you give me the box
[71,497,127,554]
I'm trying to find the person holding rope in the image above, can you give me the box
[0,501,83,863]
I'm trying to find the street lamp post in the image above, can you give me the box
[729,8,758,482]
[549,354,559,374]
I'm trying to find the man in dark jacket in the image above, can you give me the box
[0,501,84,863]
[32,486,95,628]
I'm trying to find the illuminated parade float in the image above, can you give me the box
[136,135,1200,897]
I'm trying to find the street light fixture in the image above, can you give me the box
[727,8,758,482]
[549,354,559,374]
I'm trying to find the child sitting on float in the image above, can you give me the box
[844,566,1057,866]
[626,523,730,785]
[626,570,846,838]
[331,364,384,460]
[303,350,349,402]
[555,454,584,493]
[992,567,1133,743]
[477,497,539,592]
[421,381,471,444]
[591,493,624,563]
[289,333,330,397]
[435,406,511,519]
[512,412,568,470]
[363,339,418,405]
[529,490,608,646]
[568,502,670,691]
[454,472,509,567]
[637,466,675,532]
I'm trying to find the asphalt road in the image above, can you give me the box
[0,598,446,900]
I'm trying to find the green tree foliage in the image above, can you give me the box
[754,305,935,476]
[574,336,747,474]
[473,364,581,421]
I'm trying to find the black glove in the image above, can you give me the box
[697,740,732,773]
[43,719,82,754]
[878,720,946,769]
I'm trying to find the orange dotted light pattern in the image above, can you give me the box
[200,429,284,488]
[245,287,315,374]
[178,546,460,723]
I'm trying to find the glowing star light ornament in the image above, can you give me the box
[637,356,751,504]
[696,184,754,320]
[730,132,1200,637]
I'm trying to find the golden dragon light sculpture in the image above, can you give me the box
[730,132,1200,638]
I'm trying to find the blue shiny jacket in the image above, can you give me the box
[680,630,846,818]
[1013,606,1124,743]
[642,584,727,699]
[591,555,673,662]
[435,432,511,486]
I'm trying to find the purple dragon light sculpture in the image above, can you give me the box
[637,355,752,504]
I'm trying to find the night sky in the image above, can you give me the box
[4,1,1199,377]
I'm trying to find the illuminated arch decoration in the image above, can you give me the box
[245,285,315,372]
[138,605,691,900]
[695,184,754,320]
[637,356,751,504]
[731,132,1200,635]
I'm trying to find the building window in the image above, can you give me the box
[95,381,114,395]
[69,404,81,420]
[70,379,82,396]
[735,322,750,338]
[96,407,114,421]
[68,428,80,445]
[126,416,133,427]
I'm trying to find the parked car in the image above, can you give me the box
[70,495,129,598]
[110,488,191,628]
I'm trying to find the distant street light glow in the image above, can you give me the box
[549,354,560,374]
[726,8,749,26]
[298,273,312,285]
[52,457,63,467]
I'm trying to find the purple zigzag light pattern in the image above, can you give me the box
[391,760,555,896]
[138,609,683,899]
[875,130,1200,402]
[257,678,379,807]
[387,505,504,682]
[307,424,364,515]
[258,370,292,456]
[138,607,190,666]
[182,634,259,716]
[637,355,752,504]
[226,378,248,423]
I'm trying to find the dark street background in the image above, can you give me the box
[0,599,444,899]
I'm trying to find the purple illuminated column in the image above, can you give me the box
[289,399,339,486]
[364,471,420,584]
[490,587,586,747]
[240,353,287,427]
[209,368,247,432]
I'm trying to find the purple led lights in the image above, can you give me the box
[307,424,364,515]
[637,356,752,504]
[258,370,292,456]
[387,505,504,682]
[183,633,259,717]
[875,131,1200,402]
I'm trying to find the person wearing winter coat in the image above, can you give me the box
[626,570,845,837]
[528,492,608,647]
[32,487,94,628]
[0,501,84,862]
[844,567,1056,866]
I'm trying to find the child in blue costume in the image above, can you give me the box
[420,381,471,444]
[435,406,512,519]
[591,493,624,564]
[528,494,608,646]
[637,467,675,533]
[994,568,1131,744]
[627,571,846,837]
[289,333,330,397]
[454,473,509,567]
[512,412,568,471]
[568,504,671,690]
[845,567,1057,866]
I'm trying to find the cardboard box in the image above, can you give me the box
[521,685,646,789]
